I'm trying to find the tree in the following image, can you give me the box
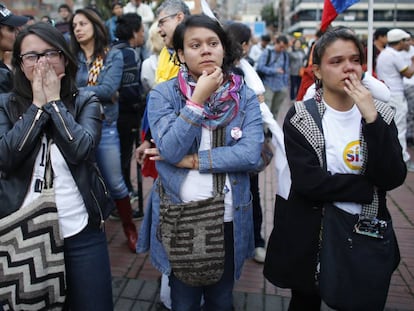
[261,3,277,27]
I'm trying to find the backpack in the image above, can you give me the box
[257,49,286,81]
[113,43,146,115]
[256,49,271,80]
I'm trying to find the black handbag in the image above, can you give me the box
[157,127,226,287]
[318,204,400,311]
[0,143,66,310]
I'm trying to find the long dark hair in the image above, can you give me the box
[69,8,109,59]
[11,22,78,119]
[172,14,240,74]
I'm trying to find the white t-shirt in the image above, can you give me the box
[377,46,409,96]
[248,44,266,66]
[401,45,414,86]
[22,135,88,239]
[50,143,88,238]
[141,54,158,93]
[123,2,154,25]
[180,127,233,222]
[322,101,363,215]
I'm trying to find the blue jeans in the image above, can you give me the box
[169,222,235,311]
[96,120,129,200]
[64,225,113,310]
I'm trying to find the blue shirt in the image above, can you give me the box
[256,49,290,92]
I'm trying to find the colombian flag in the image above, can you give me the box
[321,0,360,31]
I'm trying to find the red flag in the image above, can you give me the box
[321,0,360,31]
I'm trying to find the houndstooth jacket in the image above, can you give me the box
[263,96,406,292]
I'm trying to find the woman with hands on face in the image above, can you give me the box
[264,26,406,310]
[31,55,64,108]
[137,15,264,311]
[0,23,114,310]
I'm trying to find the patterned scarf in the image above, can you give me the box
[87,49,108,86]
[177,67,242,130]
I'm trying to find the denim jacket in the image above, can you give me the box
[137,77,264,279]
[76,49,123,123]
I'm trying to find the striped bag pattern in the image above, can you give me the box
[159,194,225,287]
[0,187,66,310]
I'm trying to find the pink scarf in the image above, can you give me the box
[177,67,242,130]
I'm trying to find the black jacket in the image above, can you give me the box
[0,61,12,94]
[264,99,406,292]
[0,89,114,228]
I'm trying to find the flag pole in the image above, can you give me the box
[367,0,374,75]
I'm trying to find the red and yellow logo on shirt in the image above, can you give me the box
[343,140,363,171]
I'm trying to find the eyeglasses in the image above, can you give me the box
[20,50,62,66]
[157,13,177,28]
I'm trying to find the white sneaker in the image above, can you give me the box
[254,247,266,263]
[406,161,414,173]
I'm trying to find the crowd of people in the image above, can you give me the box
[0,0,413,310]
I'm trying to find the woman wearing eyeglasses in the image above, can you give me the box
[0,23,113,310]
[69,8,139,253]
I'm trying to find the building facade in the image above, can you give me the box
[286,0,414,36]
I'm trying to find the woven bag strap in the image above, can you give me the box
[212,126,226,196]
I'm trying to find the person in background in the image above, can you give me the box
[0,4,28,93]
[225,21,268,264]
[135,0,192,166]
[70,8,138,252]
[371,27,389,74]
[55,4,72,42]
[288,38,306,101]
[0,22,113,310]
[264,26,406,311]
[377,28,414,172]
[105,1,124,44]
[137,14,263,310]
[401,33,414,147]
[248,34,271,68]
[123,0,155,30]
[23,15,36,25]
[113,12,146,217]
[141,21,164,94]
[256,34,290,120]
[40,15,55,26]
[296,28,325,101]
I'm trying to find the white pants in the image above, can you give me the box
[388,94,410,162]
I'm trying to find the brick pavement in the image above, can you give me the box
[106,145,414,310]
